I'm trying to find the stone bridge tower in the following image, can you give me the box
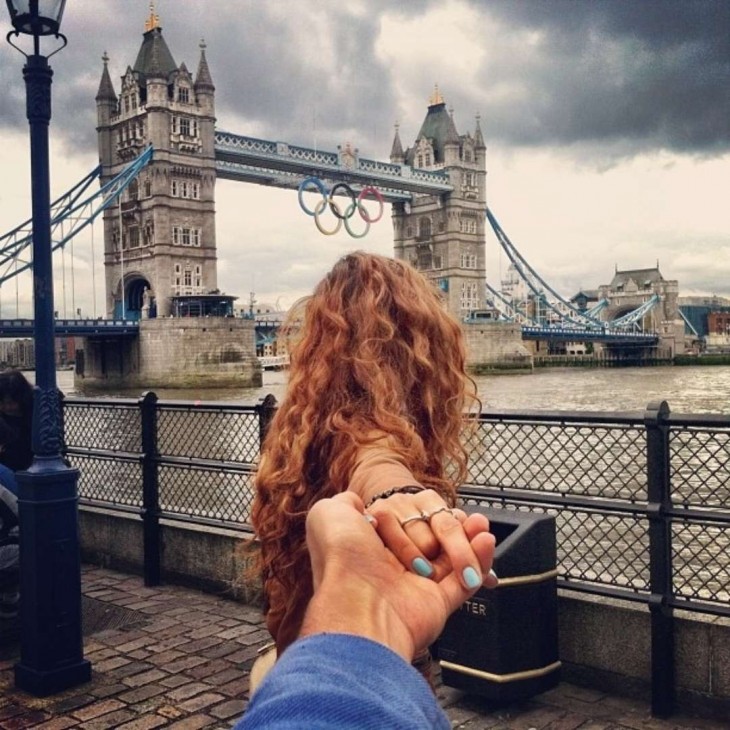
[96,9,217,318]
[599,266,685,355]
[390,87,487,320]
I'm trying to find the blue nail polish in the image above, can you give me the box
[463,566,481,589]
[412,557,433,578]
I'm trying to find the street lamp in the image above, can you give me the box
[5,0,91,695]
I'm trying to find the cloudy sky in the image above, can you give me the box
[0,0,728,317]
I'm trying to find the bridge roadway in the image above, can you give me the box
[521,325,659,344]
[0,318,660,345]
[214,129,454,202]
[0,318,139,338]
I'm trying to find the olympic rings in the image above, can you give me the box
[313,198,342,236]
[343,202,370,239]
[357,186,384,223]
[329,182,357,220]
[297,177,385,239]
[298,176,328,216]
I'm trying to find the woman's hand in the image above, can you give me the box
[366,490,498,590]
[303,492,497,661]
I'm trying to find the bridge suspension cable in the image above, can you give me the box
[485,208,663,335]
[484,280,538,325]
[609,294,660,329]
[485,208,604,329]
[0,145,153,285]
[584,298,609,319]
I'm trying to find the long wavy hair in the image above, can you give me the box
[252,251,479,604]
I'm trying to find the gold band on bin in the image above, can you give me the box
[439,659,562,684]
[494,568,559,588]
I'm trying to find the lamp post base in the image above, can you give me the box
[14,462,90,696]
[14,658,91,697]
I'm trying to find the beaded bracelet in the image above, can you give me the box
[365,484,425,509]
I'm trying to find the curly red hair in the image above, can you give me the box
[251,252,479,642]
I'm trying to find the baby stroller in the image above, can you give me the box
[0,482,19,621]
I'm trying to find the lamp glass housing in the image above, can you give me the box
[6,0,66,36]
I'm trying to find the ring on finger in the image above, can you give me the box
[424,506,456,522]
[400,510,429,528]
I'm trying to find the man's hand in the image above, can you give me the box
[300,492,496,663]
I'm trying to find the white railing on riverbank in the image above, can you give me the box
[258,354,289,370]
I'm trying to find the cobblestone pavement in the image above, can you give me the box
[0,566,725,729]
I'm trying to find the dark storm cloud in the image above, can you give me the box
[0,0,727,159]
[204,4,396,151]
[477,0,730,155]
[0,0,411,157]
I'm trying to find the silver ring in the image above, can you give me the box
[424,506,456,522]
[400,510,429,528]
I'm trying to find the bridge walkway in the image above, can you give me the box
[0,566,722,729]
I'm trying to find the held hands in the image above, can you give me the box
[301,492,496,662]
[366,487,499,591]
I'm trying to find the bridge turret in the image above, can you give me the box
[474,113,488,204]
[391,87,487,320]
[390,122,405,164]
[442,106,461,167]
[194,41,215,113]
[95,52,117,172]
[194,41,216,158]
[98,9,218,320]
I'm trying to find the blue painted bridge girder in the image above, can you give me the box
[521,325,659,345]
[0,318,140,338]
[214,130,454,201]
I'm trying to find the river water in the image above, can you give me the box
[52,365,730,415]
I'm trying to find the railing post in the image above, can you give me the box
[644,399,674,717]
[140,391,160,586]
[257,394,278,452]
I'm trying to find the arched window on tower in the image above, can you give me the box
[418,217,431,242]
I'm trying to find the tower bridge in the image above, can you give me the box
[93,16,488,325]
[214,131,453,201]
[0,10,684,385]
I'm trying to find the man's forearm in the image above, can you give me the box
[299,572,415,662]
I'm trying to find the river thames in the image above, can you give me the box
[51,365,730,415]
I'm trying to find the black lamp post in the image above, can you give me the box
[5,0,91,695]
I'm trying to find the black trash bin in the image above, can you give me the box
[436,506,560,702]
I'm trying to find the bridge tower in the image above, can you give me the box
[390,87,487,320]
[96,9,217,319]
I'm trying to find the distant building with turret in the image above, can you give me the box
[96,8,217,319]
[390,87,487,320]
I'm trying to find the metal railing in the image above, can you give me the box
[63,393,276,583]
[62,393,730,715]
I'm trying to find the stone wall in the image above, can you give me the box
[76,317,262,390]
[463,321,533,371]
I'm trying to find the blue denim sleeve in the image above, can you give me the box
[236,634,449,730]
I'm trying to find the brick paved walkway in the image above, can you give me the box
[0,566,724,729]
